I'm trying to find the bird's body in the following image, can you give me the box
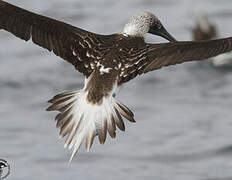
[192,13,217,41]
[1,0,232,161]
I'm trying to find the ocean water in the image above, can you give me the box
[1,0,232,180]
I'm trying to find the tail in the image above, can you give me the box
[46,90,135,162]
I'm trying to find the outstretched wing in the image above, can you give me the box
[0,0,110,77]
[119,37,232,83]
[143,37,232,73]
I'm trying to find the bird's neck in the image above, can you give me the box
[122,23,146,38]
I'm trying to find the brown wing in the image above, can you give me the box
[119,37,232,84]
[144,37,232,73]
[0,0,112,77]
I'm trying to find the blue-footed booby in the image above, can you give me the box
[1,0,232,161]
[193,13,232,67]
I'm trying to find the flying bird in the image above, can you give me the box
[1,0,232,161]
[192,13,232,67]
[193,13,217,41]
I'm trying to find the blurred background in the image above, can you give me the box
[1,0,232,180]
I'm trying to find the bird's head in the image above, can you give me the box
[122,12,176,41]
[196,13,211,33]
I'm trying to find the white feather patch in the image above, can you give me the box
[47,82,135,162]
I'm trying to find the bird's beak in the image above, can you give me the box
[149,26,177,42]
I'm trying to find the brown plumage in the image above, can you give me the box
[1,0,232,161]
[192,14,217,41]
[193,25,217,41]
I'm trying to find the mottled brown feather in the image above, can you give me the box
[0,1,116,77]
[56,108,72,128]
[3,1,231,85]
[115,101,135,122]
[46,102,65,111]
[58,101,75,113]
[46,97,75,111]
[114,107,125,131]
[107,114,116,138]
[59,115,74,137]
[119,36,232,84]
[48,91,76,102]
[143,37,232,73]
[85,130,95,151]
[97,118,107,144]
[65,114,84,147]
[48,93,75,104]
[55,113,62,121]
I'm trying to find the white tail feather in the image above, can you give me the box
[47,89,135,162]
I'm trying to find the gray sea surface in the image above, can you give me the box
[1,0,232,180]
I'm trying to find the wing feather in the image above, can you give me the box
[119,37,232,84]
[143,37,232,73]
[0,0,113,77]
